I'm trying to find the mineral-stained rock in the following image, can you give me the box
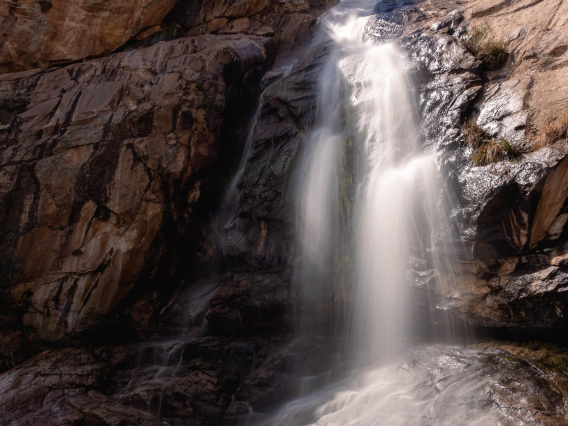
[0,34,270,339]
[0,0,178,72]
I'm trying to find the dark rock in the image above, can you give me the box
[0,34,270,340]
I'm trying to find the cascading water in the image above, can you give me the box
[257,1,485,424]
[296,0,451,361]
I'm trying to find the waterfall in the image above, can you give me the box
[257,1,476,424]
[296,0,451,360]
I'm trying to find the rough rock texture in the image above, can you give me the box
[412,0,568,333]
[0,339,258,426]
[0,34,270,340]
[0,0,178,72]
[169,0,336,60]
[0,0,335,75]
[208,39,331,333]
[466,0,568,140]
[3,0,568,425]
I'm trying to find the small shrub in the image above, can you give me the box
[462,119,520,166]
[462,26,509,70]
[462,26,487,53]
[0,93,30,112]
[498,137,521,158]
[472,139,503,166]
[461,117,489,148]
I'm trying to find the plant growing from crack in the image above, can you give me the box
[461,26,509,70]
[461,118,521,166]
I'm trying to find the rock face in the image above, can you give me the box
[3,0,568,425]
[0,34,270,340]
[0,0,334,75]
[466,0,568,139]
[407,1,568,334]
[0,339,259,426]
[0,0,178,72]
[172,0,336,59]
[208,39,331,333]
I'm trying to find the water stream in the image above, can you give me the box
[258,0,478,424]
[296,0,453,361]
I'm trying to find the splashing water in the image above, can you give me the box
[296,0,450,360]
[268,0,475,424]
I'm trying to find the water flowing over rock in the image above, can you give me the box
[262,346,568,425]
[3,0,568,425]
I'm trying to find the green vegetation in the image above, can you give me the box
[462,26,509,70]
[461,118,520,166]
[0,93,30,112]
[474,341,568,374]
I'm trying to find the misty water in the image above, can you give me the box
[252,1,506,424]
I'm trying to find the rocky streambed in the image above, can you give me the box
[2,0,568,425]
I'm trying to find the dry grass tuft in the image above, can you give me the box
[461,117,488,148]
[461,119,521,166]
[541,116,568,147]
[462,26,509,70]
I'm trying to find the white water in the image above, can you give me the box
[297,0,448,358]
[274,0,466,424]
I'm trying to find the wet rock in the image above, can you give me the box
[258,345,568,425]
[392,6,568,334]
[0,338,261,426]
[0,34,270,339]
[211,38,332,332]
[0,348,158,426]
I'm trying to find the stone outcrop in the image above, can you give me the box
[466,0,568,140]
[0,0,335,75]
[0,34,270,340]
[0,339,260,426]
[0,0,178,72]
[169,0,336,60]
[410,1,568,334]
